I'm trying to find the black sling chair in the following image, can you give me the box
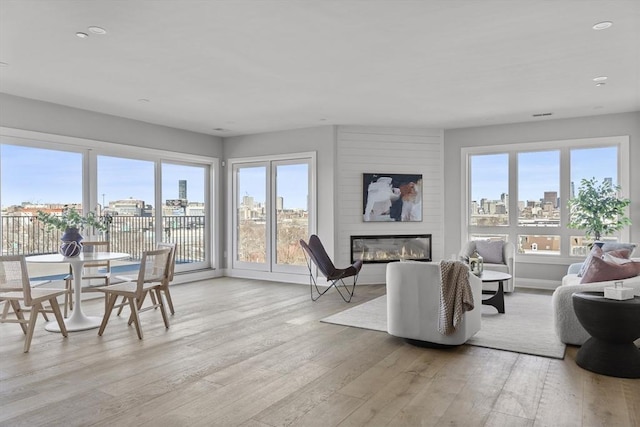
[300,234,363,302]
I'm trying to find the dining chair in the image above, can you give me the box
[63,240,111,317]
[115,242,177,316]
[96,247,171,339]
[0,255,68,352]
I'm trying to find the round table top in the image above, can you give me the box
[478,270,512,282]
[26,252,130,263]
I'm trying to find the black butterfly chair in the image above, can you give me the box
[300,234,363,302]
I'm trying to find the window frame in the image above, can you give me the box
[0,127,217,272]
[462,136,630,264]
[228,151,316,276]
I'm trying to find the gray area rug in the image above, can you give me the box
[321,292,566,359]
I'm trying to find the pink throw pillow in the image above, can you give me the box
[580,255,640,284]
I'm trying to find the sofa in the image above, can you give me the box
[552,252,640,346]
[459,240,516,292]
[386,261,482,346]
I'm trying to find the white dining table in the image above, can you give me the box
[26,252,130,332]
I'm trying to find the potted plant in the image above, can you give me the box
[37,206,109,257]
[568,177,631,242]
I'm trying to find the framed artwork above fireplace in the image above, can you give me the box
[362,173,423,222]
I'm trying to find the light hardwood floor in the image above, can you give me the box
[1,278,638,426]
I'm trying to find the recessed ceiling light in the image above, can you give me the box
[88,26,107,35]
[592,21,613,30]
[593,76,608,82]
[595,82,606,87]
[76,32,89,38]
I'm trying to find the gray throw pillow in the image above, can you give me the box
[475,240,504,264]
[598,242,637,257]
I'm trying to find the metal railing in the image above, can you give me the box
[1,215,206,264]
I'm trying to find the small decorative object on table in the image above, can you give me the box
[36,206,110,257]
[469,250,484,276]
[604,281,636,301]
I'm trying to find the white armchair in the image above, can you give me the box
[386,261,481,346]
[459,240,516,292]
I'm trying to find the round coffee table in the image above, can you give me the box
[478,270,511,313]
[572,291,640,378]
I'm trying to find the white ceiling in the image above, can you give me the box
[1,1,639,137]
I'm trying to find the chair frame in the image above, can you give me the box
[300,235,363,303]
[0,255,69,352]
[96,248,171,339]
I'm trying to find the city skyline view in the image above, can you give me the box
[471,146,619,203]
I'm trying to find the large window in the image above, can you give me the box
[1,134,214,276]
[465,137,629,259]
[230,153,315,276]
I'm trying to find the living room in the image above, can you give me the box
[1,1,639,425]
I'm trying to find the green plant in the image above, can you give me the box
[36,206,109,232]
[567,177,631,241]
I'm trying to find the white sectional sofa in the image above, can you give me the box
[552,264,640,346]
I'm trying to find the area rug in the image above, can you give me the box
[321,292,566,359]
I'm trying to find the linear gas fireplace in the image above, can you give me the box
[351,234,432,264]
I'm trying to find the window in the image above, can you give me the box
[469,154,508,226]
[464,136,629,260]
[1,134,215,277]
[230,153,315,276]
[517,151,559,228]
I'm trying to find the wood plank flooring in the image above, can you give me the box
[1,278,639,426]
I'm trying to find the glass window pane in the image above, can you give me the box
[275,163,309,266]
[236,166,266,263]
[162,163,207,266]
[98,155,155,270]
[518,151,559,227]
[470,154,508,226]
[518,235,560,255]
[1,144,82,280]
[570,146,618,195]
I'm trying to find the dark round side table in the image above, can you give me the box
[572,291,640,378]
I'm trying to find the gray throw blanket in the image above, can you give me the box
[438,260,475,335]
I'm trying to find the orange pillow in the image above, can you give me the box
[580,255,640,284]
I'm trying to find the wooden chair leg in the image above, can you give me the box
[98,294,118,336]
[64,280,73,318]
[164,287,175,315]
[128,298,143,339]
[156,288,170,329]
[49,298,68,337]
[116,296,128,316]
[23,303,41,353]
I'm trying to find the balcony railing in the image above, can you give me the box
[1,215,206,264]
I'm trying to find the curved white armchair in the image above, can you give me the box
[386,261,481,346]
[459,241,516,292]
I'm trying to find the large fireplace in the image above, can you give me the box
[351,234,432,264]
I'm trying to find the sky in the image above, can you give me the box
[237,163,309,209]
[1,145,206,208]
[471,146,618,203]
[1,144,617,209]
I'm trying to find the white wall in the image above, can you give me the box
[443,111,640,288]
[0,93,221,157]
[336,126,444,284]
